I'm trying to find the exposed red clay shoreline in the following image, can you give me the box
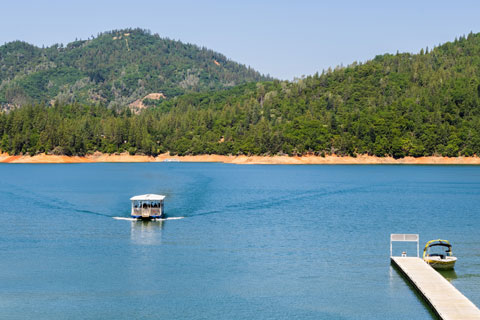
[1,152,480,165]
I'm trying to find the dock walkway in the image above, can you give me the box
[392,256,480,320]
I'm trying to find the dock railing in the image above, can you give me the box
[390,234,419,257]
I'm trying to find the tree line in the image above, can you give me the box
[1,32,480,158]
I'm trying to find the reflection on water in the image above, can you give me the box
[130,220,164,245]
[437,269,458,282]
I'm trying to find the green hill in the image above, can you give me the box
[1,32,480,158]
[0,28,270,109]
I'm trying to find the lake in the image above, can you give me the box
[0,163,479,319]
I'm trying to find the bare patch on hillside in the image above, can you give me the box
[129,93,166,113]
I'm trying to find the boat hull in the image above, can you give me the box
[424,256,457,270]
[131,215,163,220]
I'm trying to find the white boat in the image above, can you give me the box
[423,239,457,270]
[130,194,166,219]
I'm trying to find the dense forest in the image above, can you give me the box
[0,28,269,109]
[1,32,480,158]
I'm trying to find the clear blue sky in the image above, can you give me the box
[1,0,479,80]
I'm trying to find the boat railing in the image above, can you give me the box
[132,207,161,216]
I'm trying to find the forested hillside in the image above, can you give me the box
[0,28,269,109]
[1,32,480,158]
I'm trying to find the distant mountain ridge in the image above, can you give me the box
[0,28,270,109]
[1,32,480,159]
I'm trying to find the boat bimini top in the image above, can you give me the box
[423,239,453,259]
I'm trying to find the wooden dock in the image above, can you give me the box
[391,256,480,320]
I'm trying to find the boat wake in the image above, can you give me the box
[113,216,184,221]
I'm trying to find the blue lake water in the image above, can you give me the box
[0,163,479,319]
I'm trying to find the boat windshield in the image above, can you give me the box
[426,244,452,257]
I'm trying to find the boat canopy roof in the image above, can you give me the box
[130,194,166,201]
[424,239,452,251]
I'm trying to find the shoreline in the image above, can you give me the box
[1,152,480,165]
